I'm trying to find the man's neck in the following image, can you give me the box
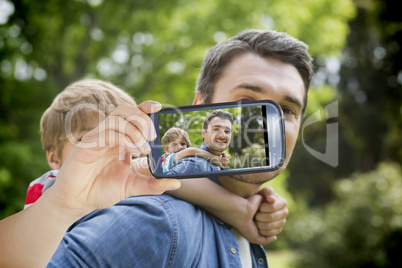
[217,176,261,197]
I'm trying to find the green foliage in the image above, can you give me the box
[0,0,356,219]
[285,162,402,268]
[287,0,402,207]
[286,84,341,206]
[337,0,402,171]
[265,0,356,56]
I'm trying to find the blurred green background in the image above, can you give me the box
[0,0,401,267]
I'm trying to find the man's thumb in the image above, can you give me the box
[154,179,181,194]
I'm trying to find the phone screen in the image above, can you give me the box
[148,100,285,179]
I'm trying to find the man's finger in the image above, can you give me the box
[150,178,181,194]
[110,103,157,141]
[137,100,162,114]
[259,198,288,213]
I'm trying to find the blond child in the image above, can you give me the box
[161,127,229,174]
[24,79,136,208]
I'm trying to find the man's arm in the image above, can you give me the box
[170,179,288,245]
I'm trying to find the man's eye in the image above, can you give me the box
[237,96,255,101]
[282,107,296,115]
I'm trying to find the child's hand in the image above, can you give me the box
[219,153,230,168]
[231,186,288,245]
[231,194,279,245]
[49,101,181,216]
[254,186,288,238]
[208,155,222,167]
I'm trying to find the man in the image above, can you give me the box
[167,110,233,175]
[193,29,312,197]
[48,29,313,267]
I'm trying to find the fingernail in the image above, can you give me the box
[150,102,162,113]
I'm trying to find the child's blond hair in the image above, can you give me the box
[40,79,136,159]
[161,128,191,150]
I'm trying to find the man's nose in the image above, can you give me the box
[216,130,227,138]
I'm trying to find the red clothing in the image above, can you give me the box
[24,170,58,209]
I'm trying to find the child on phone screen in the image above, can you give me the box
[161,127,229,174]
[24,78,279,245]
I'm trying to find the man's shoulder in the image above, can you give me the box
[173,156,215,168]
[119,194,192,212]
[66,196,209,251]
[51,195,202,266]
[51,194,229,266]
[66,195,204,246]
[74,194,201,227]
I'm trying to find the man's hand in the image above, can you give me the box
[255,186,288,238]
[48,101,181,216]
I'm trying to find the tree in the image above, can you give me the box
[286,162,402,268]
[0,0,355,218]
[286,0,402,207]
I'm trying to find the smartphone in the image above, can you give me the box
[148,99,286,179]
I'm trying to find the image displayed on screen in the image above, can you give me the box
[156,105,269,176]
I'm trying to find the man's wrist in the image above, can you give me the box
[40,186,89,225]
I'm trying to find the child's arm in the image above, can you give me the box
[173,147,226,168]
[134,156,288,244]
[169,179,285,245]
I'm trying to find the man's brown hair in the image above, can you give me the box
[196,30,314,115]
[202,110,233,130]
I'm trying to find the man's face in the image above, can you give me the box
[194,53,305,184]
[202,117,232,155]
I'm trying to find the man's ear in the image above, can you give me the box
[201,129,207,139]
[193,92,205,105]
[46,150,61,170]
